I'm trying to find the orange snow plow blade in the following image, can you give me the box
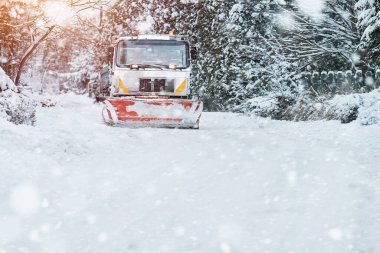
[102,97,203,128]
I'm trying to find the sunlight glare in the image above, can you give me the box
[43,1,75,25]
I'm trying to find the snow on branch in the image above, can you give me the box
[0,67,16,92]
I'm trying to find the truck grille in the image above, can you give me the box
[139,79,174,92]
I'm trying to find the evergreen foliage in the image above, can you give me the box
[356,0,380,65]
[1,0,380,121]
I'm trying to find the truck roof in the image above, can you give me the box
[115,34,188,43]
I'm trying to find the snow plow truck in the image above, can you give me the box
[97,33,203,129]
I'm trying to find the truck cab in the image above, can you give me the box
[100,34,195,99]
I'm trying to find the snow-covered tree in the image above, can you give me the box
[150,0,198,39]
[0,66,36,125]
[104,0,149,37]
[220,0,277,110]
[190,0,235,110]
[356,0,380,65]
[278,0,361,70]
[0,0,45,80]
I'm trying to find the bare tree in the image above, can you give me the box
[15,26,55,86]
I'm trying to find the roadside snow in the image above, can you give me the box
[246,88,380,124]
[0,68,36,125]
[0,90,37,125]
[0,67,16,91]
[0,93,380,253]
[331,88,380,125]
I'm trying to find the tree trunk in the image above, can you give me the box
[15,25,55,86]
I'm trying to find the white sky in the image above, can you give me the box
[297,0,325,19]
[42,1,76,25]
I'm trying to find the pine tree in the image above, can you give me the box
[192,0,235,110]
[221,0,277,110]
[356,0,380,65]
[150,0,198,39]
[105,0,150,37]
[278,0,360,71]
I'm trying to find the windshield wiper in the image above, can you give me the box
[125,63,188,70]
[144,64,190,70]
[136,64,164,70]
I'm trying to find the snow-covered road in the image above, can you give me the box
[1,94,380,253]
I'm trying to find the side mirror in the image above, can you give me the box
[191,47,197,61]
[108,46,114,65]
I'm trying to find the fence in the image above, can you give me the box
[299,70,380,94]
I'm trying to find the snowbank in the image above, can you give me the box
[331,88,380,125]
[0,67,36,125]
[245,88,380,125]
[0,90,37,125]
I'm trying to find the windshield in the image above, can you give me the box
[116,40,190,68]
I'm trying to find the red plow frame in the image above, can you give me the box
[102,96,203,128]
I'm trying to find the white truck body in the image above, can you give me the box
[101,34,203,128]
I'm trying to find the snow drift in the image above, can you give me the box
[0,67,36,125]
